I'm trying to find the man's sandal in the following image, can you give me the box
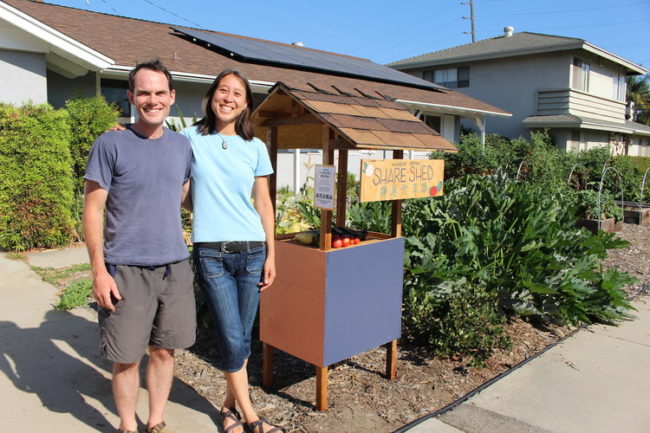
[220,407,245,433]
[246,418,287,433]
[147,421,168,433]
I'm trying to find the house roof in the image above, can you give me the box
[389,31,647,75]
[522,114,650,137]
[0,0,509,117]
[252,82,458,152]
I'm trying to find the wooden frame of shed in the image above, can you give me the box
[253,82,456,411]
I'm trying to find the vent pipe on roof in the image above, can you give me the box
[504,26,514,37]
[292,41,304,47]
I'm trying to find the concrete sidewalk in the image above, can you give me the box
[0,247,219,433]
[405,298,650,433]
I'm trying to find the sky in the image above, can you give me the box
[43,0,650,70]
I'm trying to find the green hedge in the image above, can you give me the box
[0,104,75,251]
[65,96,119,236]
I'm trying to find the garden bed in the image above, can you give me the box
[174,225,649,433]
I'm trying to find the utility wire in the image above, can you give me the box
[367,18,462,58]
[530,17,650,30]
[349,3,460,53]
[477,0,650,17]
[140,0,203,28]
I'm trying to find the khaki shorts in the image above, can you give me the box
[98,259,196,363]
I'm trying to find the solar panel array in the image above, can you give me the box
[172,27,445,91]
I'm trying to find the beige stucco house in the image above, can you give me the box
[390,28,650,156]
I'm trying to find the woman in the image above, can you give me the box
[181,70,285,433]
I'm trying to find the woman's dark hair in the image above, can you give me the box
[196,69,255,140]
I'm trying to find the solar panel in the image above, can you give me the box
[172,27,445,91]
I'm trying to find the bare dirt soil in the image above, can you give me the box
[174,224,649,433]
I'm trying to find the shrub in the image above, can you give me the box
[65,96,119,238]
[0,103,75,251]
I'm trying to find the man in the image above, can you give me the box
[84,60,194,433]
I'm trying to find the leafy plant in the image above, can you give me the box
[0,103,75,251]
[572,188,624,221]
[401,174,633,327]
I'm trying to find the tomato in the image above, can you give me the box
[353,238,360,244]
[429,186,438,196]
[342,237,351,247]
[332,239,343,248]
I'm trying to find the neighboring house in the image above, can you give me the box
[0,0,510,189]
[389,28,650,157]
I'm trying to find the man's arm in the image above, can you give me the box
[83,180,121,311]
[181,179,192,211]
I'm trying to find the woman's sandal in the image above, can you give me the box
[246,417,287,433]
[220,407,245,433]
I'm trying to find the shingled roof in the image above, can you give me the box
[253,83,458,152]
[1,0,509,117]
[389,31,646,75]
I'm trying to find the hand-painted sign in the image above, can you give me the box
[359,159,444,202]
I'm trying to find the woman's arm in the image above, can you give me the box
[253,176,276,291]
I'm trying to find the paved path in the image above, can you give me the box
[0,248,219,433]
[404,298,650,433]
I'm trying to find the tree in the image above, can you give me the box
[626,74,650,125]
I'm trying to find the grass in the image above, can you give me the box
[32,263,91,285]
[5,252,25,261]
[31,263,93,311]
[55,278,92,310]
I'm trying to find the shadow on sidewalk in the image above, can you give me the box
[0,309,218,432]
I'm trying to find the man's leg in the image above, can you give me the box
[113,361,141,432]
[146,346,174,429]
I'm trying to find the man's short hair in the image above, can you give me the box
[128,59,174,92]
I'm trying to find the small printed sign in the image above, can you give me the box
[314,164,336,210]
[359,159,445,202]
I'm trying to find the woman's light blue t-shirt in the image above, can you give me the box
[181,126,273,242]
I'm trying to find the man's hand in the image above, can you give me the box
[92,269,122,311]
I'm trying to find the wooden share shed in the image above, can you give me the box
[252,82,457,411]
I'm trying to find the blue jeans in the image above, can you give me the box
[193,244,266,372]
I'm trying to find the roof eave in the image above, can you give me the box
[392,41,647,75]
[0,1,114,70]
[390,43,585,70]
[103,65,275,92]
[522,117,649,135]
[582,42,647,75]
[396,98,511,118]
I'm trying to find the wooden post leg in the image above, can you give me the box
[385,340,397,380]
[263,343,274,388]
[316,366,328,411]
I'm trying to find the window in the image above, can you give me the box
[572,58,590,92]
[612,74,626,101]
[101,79,131,117]
[423,115,441,133]
[423,66,469,88]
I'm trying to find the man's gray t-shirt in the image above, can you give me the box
[85,127,191,266]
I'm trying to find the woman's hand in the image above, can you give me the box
[258,256,276,291]
[108,123,127,132]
